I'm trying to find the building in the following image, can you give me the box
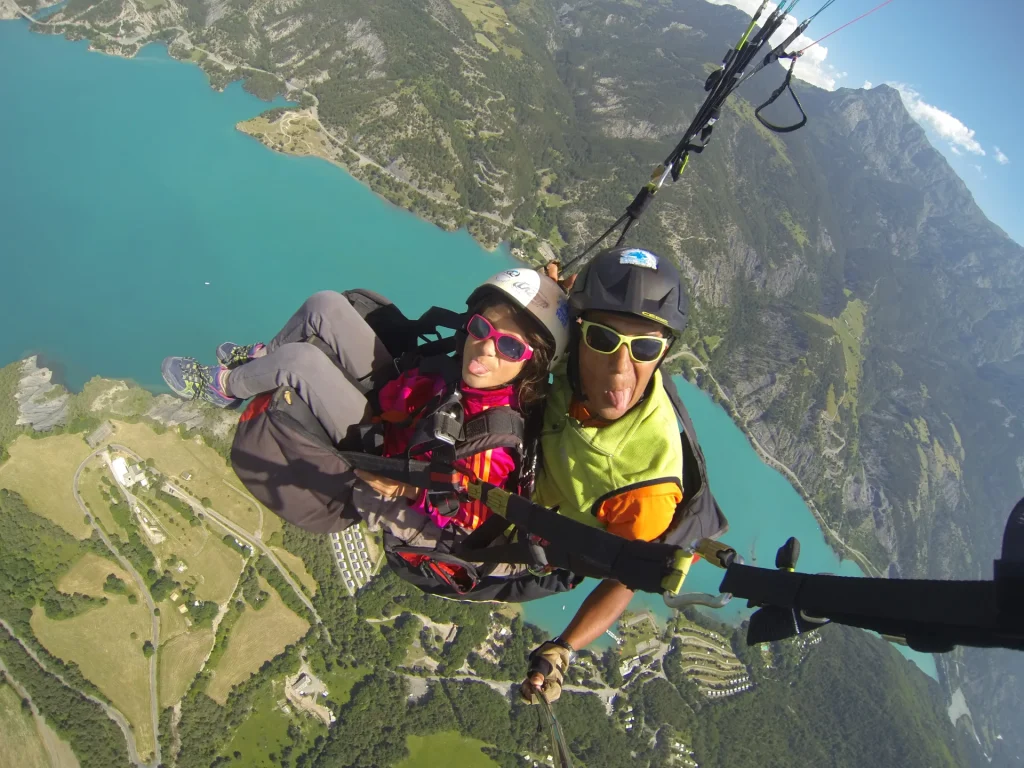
[111,457,149,489]
[127,463,149,488]
[110,457,130,486]
[619,656,642,677]
[181,471,193,481]
[178,605,188,614]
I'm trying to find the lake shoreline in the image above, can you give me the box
[12,14,545,254]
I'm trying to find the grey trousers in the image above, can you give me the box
[224,291,393,445]
[224,291,450,548]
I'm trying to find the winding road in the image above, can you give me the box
[0,618,143,766]
[668,349,883,577]
[72,449,160,767]
[107,444,328,640]
[57,442,333,767]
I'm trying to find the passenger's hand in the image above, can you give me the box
[541,261,578,294]
[353,470,420,501]
[519,641,572,704]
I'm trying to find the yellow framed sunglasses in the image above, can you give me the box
[580,320,669,363]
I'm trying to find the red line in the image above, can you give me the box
[797,0,896,54]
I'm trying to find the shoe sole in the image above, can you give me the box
[161,356,191,395]
[216,342,238,366]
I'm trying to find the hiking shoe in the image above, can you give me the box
[216,342,265,368]
[161,357,238,408]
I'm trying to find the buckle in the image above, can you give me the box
[431,391,464,445]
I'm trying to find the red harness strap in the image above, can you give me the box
[239,392,273,422]
[396,552,474,593]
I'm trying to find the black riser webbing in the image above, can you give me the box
[460,483,677,593]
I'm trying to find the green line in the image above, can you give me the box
[735,0,771,48]
[676,154,690,180]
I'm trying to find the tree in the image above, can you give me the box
[142,641,154,657]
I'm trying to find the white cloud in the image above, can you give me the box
[994,146,1010,165]
[703,0,843,90]
[890,83,986,156]
[950,146,962,156]
[862,80,873,89]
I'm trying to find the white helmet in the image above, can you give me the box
[466,269,571,369]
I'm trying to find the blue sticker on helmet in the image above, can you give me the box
[556,300,570,328]
[619,249,659,270]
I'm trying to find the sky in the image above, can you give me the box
[707,0,1023,246]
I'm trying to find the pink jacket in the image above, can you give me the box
[376,368,519,531]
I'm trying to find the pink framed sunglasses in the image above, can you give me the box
[466,314,534,362]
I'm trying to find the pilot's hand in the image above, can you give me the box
[541,262,578,294]
[353,470,420,501]
[519,641,572,704]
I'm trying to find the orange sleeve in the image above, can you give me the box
[596,482,683,542]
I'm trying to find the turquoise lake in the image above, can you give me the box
[0,20,936,679]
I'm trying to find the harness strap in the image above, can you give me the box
[459,481,679,593]
[346,448,1024,650]
[357,305,464,389]
[457,512,514,551]
[754,56,808,133]
[458,408,525,457]
[416,353,462,382]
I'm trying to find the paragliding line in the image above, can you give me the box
[796,0,896,54]
[537,691,574,768]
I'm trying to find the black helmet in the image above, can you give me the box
[569,246,689,334]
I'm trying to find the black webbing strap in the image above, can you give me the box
[457,512,513,552]
[406,311,462,369]
[458,482,678,593]
[462,408,523,440]
[357,304,464,387]
[720,565,1024,652]
[414,354,462,384]
[458,407,525,455]
[413,336,459,360]
[339,452,455,492]
[340,454,676,590]
[754,56,807,133]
